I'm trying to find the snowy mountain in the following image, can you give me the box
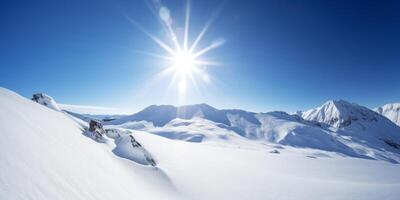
[302,99,400,133]
[108,100,400,163]
[301,100,381,128]
[300,100,400,160]
[110,104,231,126]
[375,103,400,126]
[27,93,400,161]
[1,87,400,199]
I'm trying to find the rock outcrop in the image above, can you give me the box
[32,93,62,112]
[89,120,106,139]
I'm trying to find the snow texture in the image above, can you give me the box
[1,87,400,200]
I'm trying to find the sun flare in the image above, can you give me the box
[129,0,224,96]
[172,51,196,76]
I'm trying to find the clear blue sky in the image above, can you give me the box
[1,0,400,113]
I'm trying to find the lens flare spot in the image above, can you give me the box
[159,7,171,24]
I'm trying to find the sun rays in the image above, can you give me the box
[129,0,224,98]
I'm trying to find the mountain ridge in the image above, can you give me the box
[8,86,400,163]
[375,103,400,126]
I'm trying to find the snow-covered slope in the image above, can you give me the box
[31,93,88,128]
[145,117,249,143]
[375,103,400,126]
[301,100,400,161]
[0,88,176,200]
[1,87,400,200]
[133,130,400,200]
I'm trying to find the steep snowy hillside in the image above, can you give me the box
[31,92,88,128]
[301,100,400,160]
[375,103,400,126]
[0,88,176,200]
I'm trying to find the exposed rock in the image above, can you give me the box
[269,149,280,154]
[112,134,157,167]
[31,93,62,112]
[383,139,400,149]
[129,135,156,166]
[89,120,105,139]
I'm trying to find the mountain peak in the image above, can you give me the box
[302,99,379,128]
[323,99,354,108]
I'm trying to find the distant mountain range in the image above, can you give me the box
[11,87,400,163]
[95,99,400,163]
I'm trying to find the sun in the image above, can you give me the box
[128,0,224,96]
[171,51,199,94]
[172,51,196,76]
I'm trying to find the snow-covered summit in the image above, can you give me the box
[301,100,380,128]
[300,100,400,157]
[375,103,400,126]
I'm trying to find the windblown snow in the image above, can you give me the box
[1,87,400,200]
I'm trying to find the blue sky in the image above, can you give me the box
[1,0,400,113]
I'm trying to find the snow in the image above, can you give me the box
[1,87,400,200]
[375,103,400,126]
[112,102,400,163]
[300,100,400,162]
[0,88,177,200]
[109,104,234,126]
[133,130,400,200]
[301,100,379,128]
[142,117,247,143]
